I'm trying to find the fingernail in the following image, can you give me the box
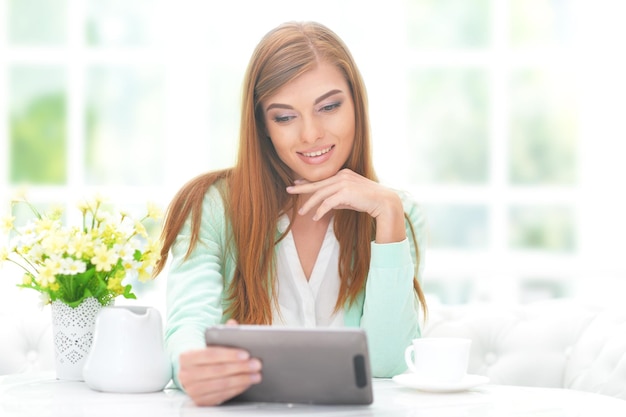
[249,359,262,371]
[250,373,261,383]
[238,351,250,360]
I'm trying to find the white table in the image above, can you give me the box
[2,372,626,416]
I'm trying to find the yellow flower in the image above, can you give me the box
[67,231,93,259]
[22,274,33,285]
[41,233,69,255]
[141,246,161,268]
[10,187,28,203]
[1,215,15,233]
[77,200,90,214]
[9,193,161,306]
[47,205,64,221]
[134,220,148,238]
[35,217,59,234]
[146,202,163,220]
[87,193,105,211]
[106,275,124,295]
[91,244,118,272]
[146,239,162,256]
[0,246,8,262]
[38,259,60,287]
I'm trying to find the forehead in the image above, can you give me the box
[264,62,349,105]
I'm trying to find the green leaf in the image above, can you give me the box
[122,284,137,300]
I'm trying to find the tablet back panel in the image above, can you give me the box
[205,326,373,405]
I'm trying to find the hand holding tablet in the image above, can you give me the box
[205,325,373,405]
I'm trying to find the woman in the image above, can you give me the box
[154,21,428,406]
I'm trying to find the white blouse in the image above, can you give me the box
[272,215,345,327]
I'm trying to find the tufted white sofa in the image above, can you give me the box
[423,299,626,400]
[0,308,54,375]
[2,299,626,400]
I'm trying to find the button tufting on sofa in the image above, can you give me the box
[484,352,498,366]
[0,308,55,375]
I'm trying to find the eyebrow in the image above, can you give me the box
[265,89,344,112]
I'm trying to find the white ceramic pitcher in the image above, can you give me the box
[83,306,172,393]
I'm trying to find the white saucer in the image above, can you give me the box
[392,373,490,393]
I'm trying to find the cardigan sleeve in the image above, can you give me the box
[358,193,427,377]
[164,185,229,389]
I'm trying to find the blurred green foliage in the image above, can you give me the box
[10,93,67,184]
[510,70,578,185]
[509,205,576,252]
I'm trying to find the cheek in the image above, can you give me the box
[334,117,356,144]
[268,133,294,158]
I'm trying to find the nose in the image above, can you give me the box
[300,115,323,143]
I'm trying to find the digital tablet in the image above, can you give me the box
[204,325,373,405]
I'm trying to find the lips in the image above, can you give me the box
[299,145,334,158]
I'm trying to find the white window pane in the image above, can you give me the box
[8,0,67,45]
[86,0,165,47]
[423,204,489,249]
[406,0,490,48]
[510,0,574,48]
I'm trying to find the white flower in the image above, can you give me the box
[38,292,51,309]
[118,216,136,237]
[113,243,136,263]
[121,258,142,273]
[60,258,87,275]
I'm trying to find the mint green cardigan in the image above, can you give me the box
[164,182,426,389]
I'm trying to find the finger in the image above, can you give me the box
[225,319,239,326]
[179,359,262,397]
[180,355,262,381]
[297,181,344,215]
[180,346,250,367]
[202,358,262,380]
[286,176,335,195]
[310,189,361,220]
[187,372,262,406]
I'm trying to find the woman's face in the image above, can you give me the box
[262,62,356,182]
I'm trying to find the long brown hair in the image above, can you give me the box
[154,21,427,323]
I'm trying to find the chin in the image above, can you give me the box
[301,170,338,182]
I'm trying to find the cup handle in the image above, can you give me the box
[404,345,417,373]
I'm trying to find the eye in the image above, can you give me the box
[272,114,296,123]
[319,102,341,113]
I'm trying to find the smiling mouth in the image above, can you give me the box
[299,145,334,157]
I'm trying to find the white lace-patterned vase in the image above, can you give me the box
[50,297,104,381]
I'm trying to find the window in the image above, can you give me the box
[2,0,626,309]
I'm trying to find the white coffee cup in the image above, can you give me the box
[404,337,471,383]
